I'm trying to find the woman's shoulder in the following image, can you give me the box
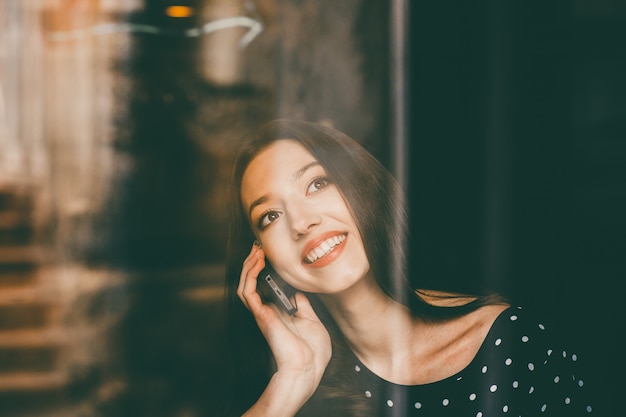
[471,304,578,363]
[405,301,509,385]
[415,290,511,357]
[478,304,564,351]
[417,305,595,416]
[469,305,595,415]
[415,289,487,307]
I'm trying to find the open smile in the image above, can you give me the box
[302,232,347,265]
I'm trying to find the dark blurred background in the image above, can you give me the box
[408,3,625,417]
[0,0,623,416]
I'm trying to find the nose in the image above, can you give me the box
[287,200,322,240]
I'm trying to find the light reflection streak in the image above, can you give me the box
[46,16,264,48]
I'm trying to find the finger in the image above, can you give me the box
[243,249,266,303]
[237,243,260,296]
[239,248,267,311]
[237,244,261,309]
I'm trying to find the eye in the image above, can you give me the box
[306,176,331,194]
[257,210,282,230]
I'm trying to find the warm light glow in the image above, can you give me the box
[165,6,195,18]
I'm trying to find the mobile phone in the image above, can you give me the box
[256,263,298,315]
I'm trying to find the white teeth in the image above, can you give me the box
[305,234,346,263]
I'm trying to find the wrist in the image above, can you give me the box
[243,369,321,417]
[273,367,322,398]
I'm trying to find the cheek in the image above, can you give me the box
[265,261,305,291]
[259,236,295,274]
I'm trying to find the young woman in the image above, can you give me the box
[222,120,593,417]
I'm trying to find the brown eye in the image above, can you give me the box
[258,210,281,230]
[306,176,331,194]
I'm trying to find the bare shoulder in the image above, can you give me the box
[415,289,479,307]
[414,289,510,336]
[416,289,508,311]
[463,303,511,335]
[408,301,510,384]
[410,294,510,383]
[445,303,511,364]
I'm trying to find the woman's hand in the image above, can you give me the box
[237,243,332,416]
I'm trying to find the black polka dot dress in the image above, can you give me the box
[353,306,592,416]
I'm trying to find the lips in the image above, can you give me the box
[302,232,347,265]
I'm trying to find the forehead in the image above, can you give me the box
[240,140,318,205]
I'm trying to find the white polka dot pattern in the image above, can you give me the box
[350,306,593,416]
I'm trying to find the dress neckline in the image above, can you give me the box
[351,305,517,387]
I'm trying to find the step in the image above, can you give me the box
[0,345,60,373]
[0,371,69,391]
[0,284,60,306]
[0,304,55,331]
[0,265,59,291]
[0,328,67,348]
[0,246,46,266]
[0,211,32,230]
[0,228,35,246]
[0,269,39,287]
[0,246,47,276]
[0,210,34,245]
[0,187,33,212]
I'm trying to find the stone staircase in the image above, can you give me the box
[0,184,126,416]
[0,184,65,414]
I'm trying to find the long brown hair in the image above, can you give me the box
[221,119,505,416]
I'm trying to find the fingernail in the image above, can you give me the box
[253,240,261,248]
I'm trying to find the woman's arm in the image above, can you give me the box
[237,244,332,417]
[242,368,322,417]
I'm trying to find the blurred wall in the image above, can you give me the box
[1,1,391,416]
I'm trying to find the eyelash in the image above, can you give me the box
[257,209,281,231]
[255,175,332,231]
[307,176,331,194]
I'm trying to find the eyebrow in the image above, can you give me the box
[248,195,268,220]
[293,161,320,180]
[247,161,321,219]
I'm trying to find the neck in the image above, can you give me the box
[317,275,422,368]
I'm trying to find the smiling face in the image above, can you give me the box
[240,139,371,294]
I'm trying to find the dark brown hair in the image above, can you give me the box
[221,119,504,416]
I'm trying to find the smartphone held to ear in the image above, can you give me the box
[256,263,298,315]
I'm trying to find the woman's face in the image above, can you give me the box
[240,139,371,294]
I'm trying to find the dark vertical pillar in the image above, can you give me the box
[408,0,492,294]
[408,1,625,413]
